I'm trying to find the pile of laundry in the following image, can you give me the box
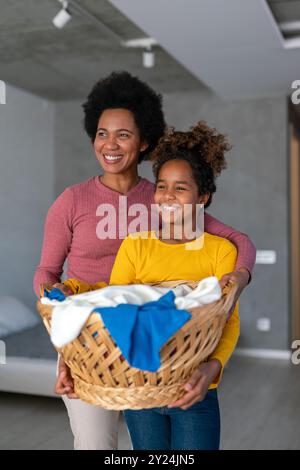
[41,277,221,372]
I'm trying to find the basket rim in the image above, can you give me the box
[37,278,237,314]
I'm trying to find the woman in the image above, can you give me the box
[33,71,255,450]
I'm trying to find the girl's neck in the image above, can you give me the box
[99,171,140,195]
[157,226,197,245]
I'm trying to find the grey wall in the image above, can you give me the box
[54,90,289,350]
[0,85,55,310]
[163,91,289,351]
[54,101,97,196]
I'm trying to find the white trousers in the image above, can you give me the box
[62,395,120,450]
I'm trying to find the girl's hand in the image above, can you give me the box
[54,357,78,399]
[168,359,222,410]
[220,268,250,319]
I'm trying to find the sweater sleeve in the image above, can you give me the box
[204,212,256,278]
[208,240,240,386]
[33,188,74,297]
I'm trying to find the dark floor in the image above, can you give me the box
[0,356,299,450]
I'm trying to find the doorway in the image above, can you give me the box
[289,104,300,341]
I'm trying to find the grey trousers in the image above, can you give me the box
[62,395,120,450]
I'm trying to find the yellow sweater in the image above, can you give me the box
[110,231,240,388]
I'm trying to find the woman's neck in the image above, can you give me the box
[100,171,140,195]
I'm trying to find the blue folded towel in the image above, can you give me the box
[93,291,191,372]
[44,288,66,301]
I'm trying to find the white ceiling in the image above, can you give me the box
[109,0,300,100]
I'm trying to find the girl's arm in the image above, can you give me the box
[207,242,240,381]
[33,188,74,297]
[169,241,240,409]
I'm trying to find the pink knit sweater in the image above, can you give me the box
[33,176,256,296]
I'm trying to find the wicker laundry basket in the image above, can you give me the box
[36,280,237,410]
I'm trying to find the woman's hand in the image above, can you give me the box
[168,359,222,410]
[40,282,73,298]
[220,268,250,319]
[54,357,78,399]
[52,283,73,296]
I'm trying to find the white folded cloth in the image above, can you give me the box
[41,276,221,348]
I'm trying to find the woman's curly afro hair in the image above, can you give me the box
[151,121,232,208]
[82,71,166,162]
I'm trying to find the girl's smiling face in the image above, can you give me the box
[154,159,209,231]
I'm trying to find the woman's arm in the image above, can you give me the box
[205,212,256,318]
[204,212,256,280]
[33,188,74,297]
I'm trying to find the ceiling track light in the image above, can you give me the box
[122,37,158,68]
[52,0,123,42]
[52,1,159,66]
[53,1,72,29]
[143,48,155,68]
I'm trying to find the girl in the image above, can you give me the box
[109,122,240,450]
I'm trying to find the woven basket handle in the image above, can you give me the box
[220,279,239,313]
[39,283,55,298]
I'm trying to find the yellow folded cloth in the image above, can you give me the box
[63,278,107,295]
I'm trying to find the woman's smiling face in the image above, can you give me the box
[94,108,147,175]
[154,159,209,228]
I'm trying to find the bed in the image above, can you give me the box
[0,322,57,397]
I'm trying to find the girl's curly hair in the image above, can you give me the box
[82,71,166,163]
[151,121,232,208]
